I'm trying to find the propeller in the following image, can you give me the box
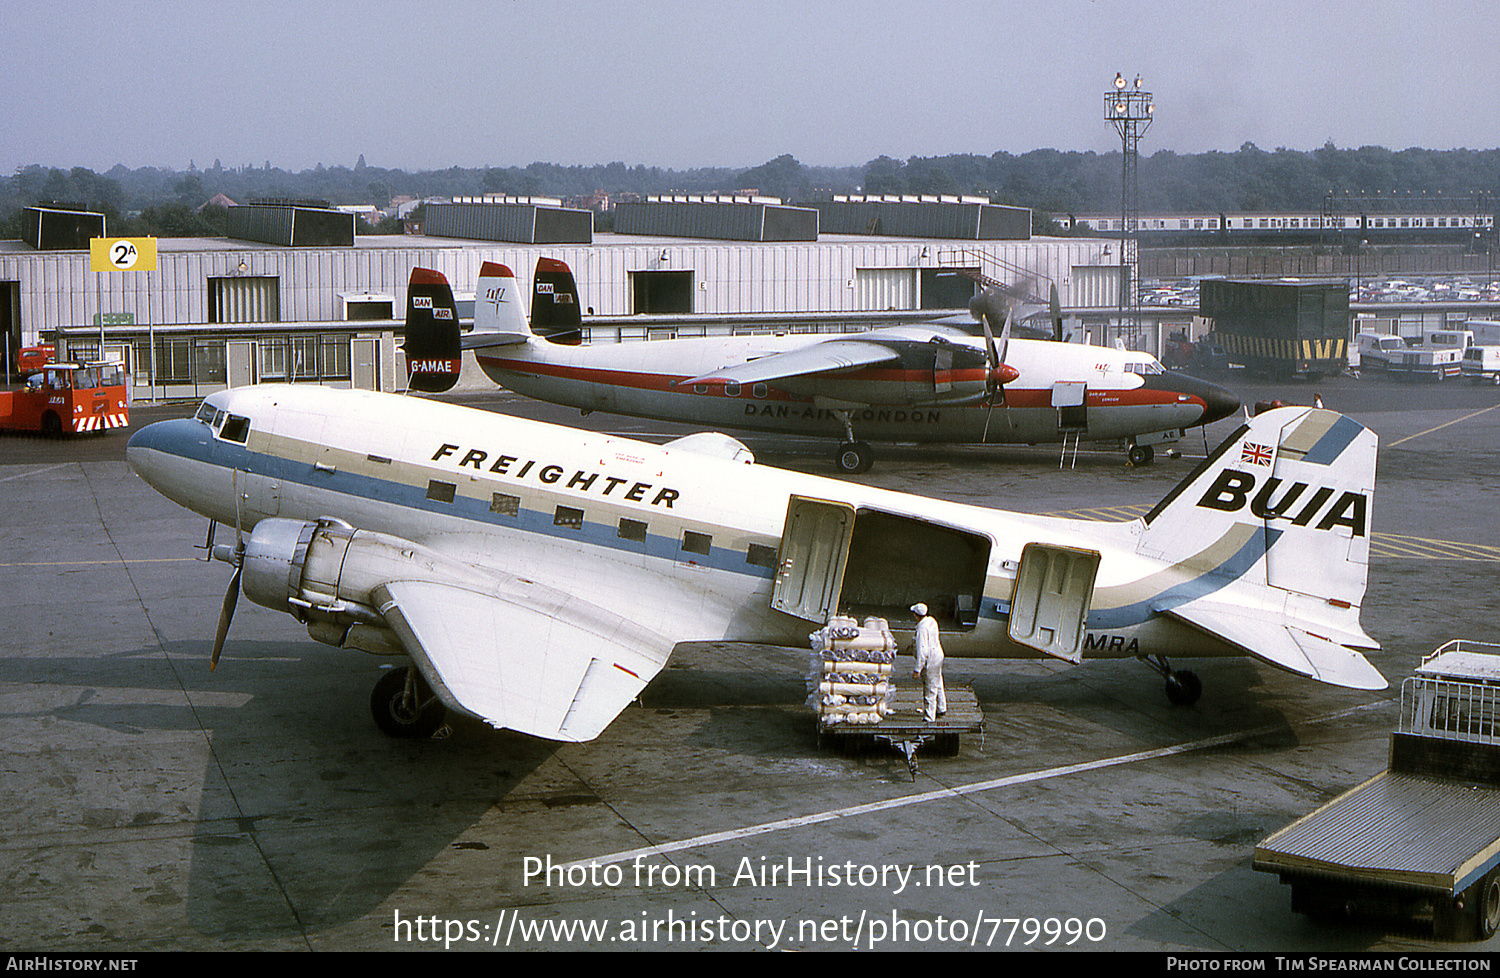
[209,470,246,671]
[970,289,1018,442]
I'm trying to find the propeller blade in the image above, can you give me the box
[1050,283,1063,342]
[210,564,242,671]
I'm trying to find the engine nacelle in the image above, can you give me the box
[239,517,494,646]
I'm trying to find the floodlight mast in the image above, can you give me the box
[1105,73,1153,349]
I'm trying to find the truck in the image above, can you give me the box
[1387,329,1471,381]
[1253,640,1500,941]
[1199,279,1349,381]
[0,360,130,436]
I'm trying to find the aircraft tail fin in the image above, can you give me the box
[471,261,532,345]
[530,257,583,345]
[402,267,462,393]
[1131,405,1382,688]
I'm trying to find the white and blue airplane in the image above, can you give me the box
[125,372,1385,744]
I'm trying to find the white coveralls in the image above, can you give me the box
[913,614,947,721]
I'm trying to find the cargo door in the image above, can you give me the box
[771,496,855,623]
[1007,543,1100,663]
[1053,380,1087,433]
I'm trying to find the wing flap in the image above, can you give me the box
[679,340,900,387]
[1163,596,1387,691]
[372,578,671,742]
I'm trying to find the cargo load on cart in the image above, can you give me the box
[807,616,983,780]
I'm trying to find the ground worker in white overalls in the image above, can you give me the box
[909,602,946,721]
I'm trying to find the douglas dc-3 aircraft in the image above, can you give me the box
[126,378,1384,743]
[403,260,1241,473]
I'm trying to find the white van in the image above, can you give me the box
[1462,346,1500,385]
[1353,332,1407,373]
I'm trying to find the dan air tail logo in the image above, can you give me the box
[1197,469,1368,536]
[413,296,433,309]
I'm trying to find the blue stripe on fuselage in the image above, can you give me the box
[134,419,776,581]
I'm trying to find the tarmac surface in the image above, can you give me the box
[2,370,1499,954]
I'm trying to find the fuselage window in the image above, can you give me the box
[682,530,712,555]
[746,543,777,568]
[219,415,251,443]
[490,493,520,516]
[554,506,584,529]
[426,481,456,503]
[618,518,648,542]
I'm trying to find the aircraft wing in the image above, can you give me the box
[370,576,672,742]
[1161,595,1387,691]
[679,339,901,387]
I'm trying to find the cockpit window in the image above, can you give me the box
[195,401,218,424]
[1124,360,1165,375]
[218,415,251,443]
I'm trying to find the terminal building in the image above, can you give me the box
[3,197,1137,401]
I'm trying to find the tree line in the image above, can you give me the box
[5,143,1499,239]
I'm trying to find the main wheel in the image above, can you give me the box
[371,666,447,739]
[834,441,874,474]
[1127,444,1154,466]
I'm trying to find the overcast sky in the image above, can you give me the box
[5,0,1494,175]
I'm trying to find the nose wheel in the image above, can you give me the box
[1127,442,1155,466]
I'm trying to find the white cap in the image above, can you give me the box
[910,602,927,616]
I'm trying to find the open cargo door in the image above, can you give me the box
[771,496,855,624]
[1007,543,1101,664]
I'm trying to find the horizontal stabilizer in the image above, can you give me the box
[1164,596,1386,690]
[372,576,672,742]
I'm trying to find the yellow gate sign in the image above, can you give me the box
[90,237,158,272]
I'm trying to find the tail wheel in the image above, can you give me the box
[371,666,447,739]
[1165,670,1202,706]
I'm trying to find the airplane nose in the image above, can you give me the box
[126,418,203,485]
[1152,373,1241,426]
[1196,378,1241,425]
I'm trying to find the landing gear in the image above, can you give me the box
[831,408,874,474]
[371,666,447,739]
[835,441,874,474]
[1127,442,1155,466]
[1141,654,1202,706]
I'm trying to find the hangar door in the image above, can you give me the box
[771,496,990,630]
